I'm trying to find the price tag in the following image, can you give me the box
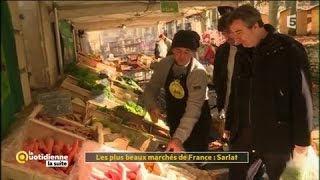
[37,90,72,117]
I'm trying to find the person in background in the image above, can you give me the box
[78,30,92,55]
[213,12,237,119]
[201,33,216,65]
[144,30,212,152]
[217,5,235,15]
[210,37,218,50]
[225,5,313,180]
[214,11,267,180]
[190,31,201,60]
[154,41,161,59]
[160,32,172,53]
[154,36,168,59]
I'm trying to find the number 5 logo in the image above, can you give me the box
[287,14,297,29]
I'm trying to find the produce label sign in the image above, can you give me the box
[37,90,72,117]
[160,1,179,13]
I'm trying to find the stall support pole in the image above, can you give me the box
[72,27,78,63]
[53,3,64,75]
[181,17,186,30]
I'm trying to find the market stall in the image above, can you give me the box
[1,1,233,180]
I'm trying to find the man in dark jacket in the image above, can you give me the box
[213,12,237,115]
[225,5,313,180]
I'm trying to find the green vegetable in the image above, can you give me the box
[91,118,122,133]
[280,167,302,180]
[115,76,143,93]
[97,106,108,112]
[104,87,113,100]
[122,101,146,117]
[65,62,104,91]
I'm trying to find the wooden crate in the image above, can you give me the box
[60,76,91,102]
[87,98,121,110]
[96,119,168,152]
[71,101,86,116]
[75,100,123,125]
[110,83,139,102]
[1,161,64,180]
[32,104,96,140]
[149,124,171,140]
[29,105,87,141]
[77,63,100,73]
[95,62,117,73]
[28,118,87,143]
[114,106,145,123]
[77,55,98,68]
[1,109,86,180]
[85,107,123,125]
[114,107,171,140]
[123,69,153,82]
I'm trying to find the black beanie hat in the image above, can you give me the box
[218,6,235,15]
[171,30,200,51]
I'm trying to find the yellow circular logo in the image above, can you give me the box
[16,151,28,164]
[169,80,185,99]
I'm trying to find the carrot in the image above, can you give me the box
[61,144,72,155]
[44,137,54,154]
[22,138,36,152]
[52,139,64,155]
[33,141,41,155]
[64,164,74,174]
[67,139,79,164]
[55,168,65,174]
[54,139,64,148]
[38,139,49,154]
[52,145,63,155]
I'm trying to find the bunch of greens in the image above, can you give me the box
[65,62,106,91]
[123,101,146,117]
[115,76,143,93]
[96,106,108,113]
[104,87,113,100]
[280,167,302,180]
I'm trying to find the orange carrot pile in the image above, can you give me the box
[22,137,80,174]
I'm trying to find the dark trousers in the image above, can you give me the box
[228,128,291,180]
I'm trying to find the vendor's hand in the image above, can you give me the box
[165,138,184,152]
[149,107,163,123]
[223,130,230,140]
[294,145,308,154]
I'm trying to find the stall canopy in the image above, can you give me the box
[44,1,236,30]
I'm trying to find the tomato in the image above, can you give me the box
[127,171,137,180]
[104,170,121,180]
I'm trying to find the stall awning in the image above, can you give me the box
[44,1,237,30]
